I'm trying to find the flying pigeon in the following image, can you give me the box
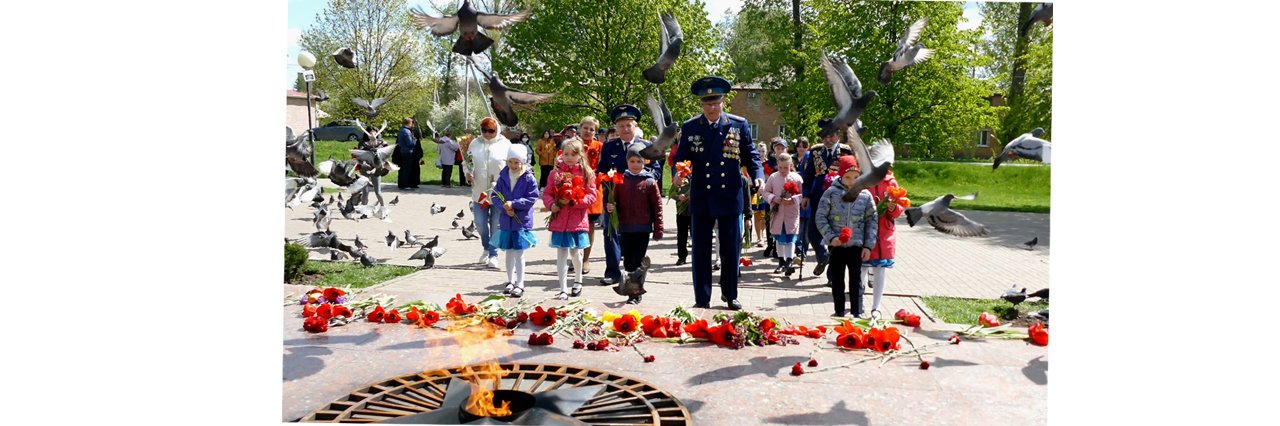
[1020,3,1053,37]
[312,89,330,103]
[642,12,684,84]
[638,93,679,160]
[352,97,388,118]
[840,129,894,202]
[423,235,439,249]
[353,234,368,251]
[389,195,400,206]
[314,207,332,232]
[430,203,445,215]
[410,0,531,56]
[331,47,356,69]
[1028,288,1048,301]
[1024,236,1038,250]
[403,229,420,247]
[295,230,338,248]
[819,54,877,137]
[286,132,319,177]
[456,210,466,219]
[349,140,397,177]
[409,246,447,269]
[467,61,555,127]
[878,18,933,84]
[903,193,988,237]
[1001,285,1028,305]
[993,128,1051,170]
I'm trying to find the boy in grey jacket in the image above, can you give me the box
[815,156,877,318]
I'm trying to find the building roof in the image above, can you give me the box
[286,90,309,99]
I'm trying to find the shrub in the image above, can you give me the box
[285,243,309,282]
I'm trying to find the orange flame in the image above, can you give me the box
[440,315,514,418]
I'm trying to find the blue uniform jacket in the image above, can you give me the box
[800,143,852,200]
[672,112,764,217]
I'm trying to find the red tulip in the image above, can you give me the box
[531,306,557,327]
[406,307,421,322]
[323,287,345,303]
[384,309,401,323]
[366,306,386,323]
[333,305,353,318]
[316,303,334,319]
[302,304,317,318]
[759,318,777,334]
[684,319,710,339]
[418,311,441,327]
[836,331,865,349]
[613,315,638,334]
[1028,322,1049,346]
[707,321,738,347]
[978,312,1000,327]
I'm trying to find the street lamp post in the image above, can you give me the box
[297,51,318,166]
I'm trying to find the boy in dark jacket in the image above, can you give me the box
[607,145,664,304]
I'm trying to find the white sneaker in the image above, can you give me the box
[478,253,489,265]
[486,256,499,269]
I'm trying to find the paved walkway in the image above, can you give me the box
[283,182,1049,424]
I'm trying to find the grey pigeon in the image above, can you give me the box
[461,226,477,240]
[385,230,398,247]
[352,97,388,118]
[409,246,447,269]
[842,136,895,201]
[819,54,877,137]
[456,210,466,219]
[403,229,420,247]
[1001,285,1028,305]
[295,230,338,248]
[1027,309,1049,322]
[312,89,330,103]
[467,60,555,127]
[903,193,988,237]
[639,93,678,160]
[410,0,531,56]
[339,199,358,220]
[430,203,445,215]
[423,235,439,249]
[320,158,359,187]
[1028,288,1048,301]
[358,252,376,267]
[313,207,332,232]
[1020,3,1053,37]
[353,234,368,251]
[451,218,460,229]
[613,257,651,297]
[286,132,319,177]
[993,128,1051,170]
[350,140,397,177]
[878,18,933,84]
[1024,236,1038,250]
[389,195,400,206]
[330,249,349,261]
[642,12,683,84]
[331,47,356,69]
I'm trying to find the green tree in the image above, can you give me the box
[488,0,733,137]
[979,1,1052,143]
[299,0,439,129]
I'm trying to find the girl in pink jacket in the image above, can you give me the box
[542,138,598,300]
[863,170,906,315]
[762,153,805,278]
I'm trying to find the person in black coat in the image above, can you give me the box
[394,117,424,189]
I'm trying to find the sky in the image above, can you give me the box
[286,0,981,89]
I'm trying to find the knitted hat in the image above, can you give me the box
[507,145,528,164]
[837,155,860,177]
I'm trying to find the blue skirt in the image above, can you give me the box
[549,231,590,249]
[863,259,895,268]
[772,232,798,244]
[495,229,538,250]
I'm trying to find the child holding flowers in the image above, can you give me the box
[494,145,540,298]
[607,145,663,304]
[671,159,692,265]
[862,169,909,315]
[815,156,877,318]
[542,137,598,300]
[761,153,805,278]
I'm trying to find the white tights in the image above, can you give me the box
[505,249,526,290]
[556,248,584,292]
[777,242,795,260]
[861,266,889,311]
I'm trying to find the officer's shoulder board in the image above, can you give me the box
[722,112,748,124]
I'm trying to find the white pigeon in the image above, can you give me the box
[903,193,988,237]
[878,18,933,84]
[993,128,1051,170]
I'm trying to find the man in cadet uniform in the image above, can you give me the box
[596,104,662,285]
[671,76,764,310]
[799,118,854,277]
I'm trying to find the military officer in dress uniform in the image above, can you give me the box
[596,104,662,285]
[799,118,854,277]
[672,76,764,310]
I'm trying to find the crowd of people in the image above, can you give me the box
[392,76,904,319]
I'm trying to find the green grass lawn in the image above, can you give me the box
[295,259,418,289]
[922,296,1048,325]
[892,161,1050,213]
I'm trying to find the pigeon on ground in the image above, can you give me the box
[423,235,439,249]
[642,12,683,84]
[1027,309,1049,322]
[1024,236,1038,250]
[353,235,368,251]
[878,18,933,84]
[1028,288,1048,301]
[638,93,678,160]
[1020,3,1053,37]
[404,230,420,247]
[461,226,478,240]
[819,54,877,137]
[456,210,466,219]
[385,230,398,247]
[389,195,400,206]
[430,203,445,215]
[314,207,332,232]
[359,252,376,267]
[903,193,988,237]
[1001,285,1028,305]
[993,128,1051,170]
[352,97,388,118]
[467,60,555,127]
[332,47,356,69]
[451,218,460,229]
[410,0,531,56]
[331,249,350,261]
[409,246,447,269]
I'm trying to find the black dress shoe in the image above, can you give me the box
[693,303,710,309]
[727,299,742,310]
[813,260,828,276]
[676,256,687,266]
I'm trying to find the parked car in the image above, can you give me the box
[311,122,365,141]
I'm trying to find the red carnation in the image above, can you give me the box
[919,361,931,370]
[316,303,334,320]
[596,339,610,350]
[516,312,529,323]
[367,306,386,323]
[492,317,507,327]
[572,340,585,349]
[644,355,656,363]
[303,316,328,333]
[949,335,961,345]
[613,314,638,334]
[333,305,353,318]
[537,333,554,345]
[790,362,804,376]
[530,306,557,327]
[384,309,402,323]
[808,359,818,367]
[586,342,598,351]
[978,312,1000,328]
[839,227,852,244]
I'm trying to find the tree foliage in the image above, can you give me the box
[979,1,1052,143]
[488,0,733,136]
[299,0,439,129]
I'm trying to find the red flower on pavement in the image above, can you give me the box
[316,303,334,319]
[806,325,827,339]
[834,320,859,336]
[367,306,386,323]
[447,294,478,316]
[808,359,818,367]
[530,306,557,327]
[790,362,804,376]
[333,305,353,318]
[740,257,753,267]
[864,328,882,351]
[759,318,777,335]
[949,335,961,345]
[302,304,317,318]
[895,310,921,327]
[1028,322,1049,346]
[836,330,865,349]
[572,340,585,349]
[323,287,346,303]
[406,307,421,322]
[492,317,507,327]
[978,312,1001,328]
[303,316,328,333]
[684,319,711,339]
[418,311,441,328]
[707,321,738,347]
[644,355,656,363]
[384,309,402,323]
[877,327,901,353]
[538,333,554,345]
[919,361,930,370]
[613,315,639,334]
[839,227,852,244]
[596,339,610,349]
[516,312,529,323]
